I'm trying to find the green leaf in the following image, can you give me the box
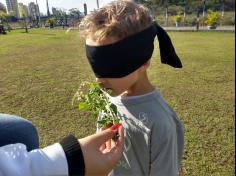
[97,119,108,125]
[74,81,120,127]
[110,103,118,114]
[79,102,89,110]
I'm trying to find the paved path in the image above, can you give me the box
[164,26,235,32]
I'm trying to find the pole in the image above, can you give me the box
[36,0,41,27]
[183,3,186,26]
[46,0,50,16]
[165,5,168,27]
[24,16,28,33]
[202,0,206,17]
[221,0,225,26]
[196,8,200,31]
[96,0,99,9]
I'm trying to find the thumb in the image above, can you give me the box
[92,128,117,147]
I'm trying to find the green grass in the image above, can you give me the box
[0,29,234,175]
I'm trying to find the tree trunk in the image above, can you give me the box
[24,17,28,33]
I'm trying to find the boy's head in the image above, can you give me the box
[80,0,182,96]
[80,0,153,45]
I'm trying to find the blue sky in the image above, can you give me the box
[0,0,114,14]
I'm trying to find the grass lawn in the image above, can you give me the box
[0,29,234,175]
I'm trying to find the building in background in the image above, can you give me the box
[46,0,50,16]
[84,3,87,16]
[28,2,39,20]
[52,7,61,16]
[18,3,29,18]
[23,5,29,17]
[0,2,7,13]
[5,0,19,18]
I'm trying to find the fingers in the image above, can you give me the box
[105,126,124,154]
[92,128,117,148]
[99,126,124,152]
[106,140,111,150]
[116,126,124,150]
[104,126,124,165]
[99,143,106,151]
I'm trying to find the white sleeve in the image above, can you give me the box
[0,143,68,176]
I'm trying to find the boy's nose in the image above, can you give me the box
[96,78,105,83]
[96,78,106,87]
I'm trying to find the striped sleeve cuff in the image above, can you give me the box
[59,135,85,176]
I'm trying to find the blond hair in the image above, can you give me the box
[80,0,153,43]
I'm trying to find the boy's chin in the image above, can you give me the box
[110,92,120,97]
[103,88,123,97]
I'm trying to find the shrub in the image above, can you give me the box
[155,16,166,26]
[47,17,56,28]
[172,12,182,23]
[222,12,235,25]
[205,10,221,26]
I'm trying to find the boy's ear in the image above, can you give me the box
[138,60,151,72]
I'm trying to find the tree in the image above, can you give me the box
[172,11,182,26]
[47,17,55,28]
[137,0,235,14]
[0,9,5,19]
[0,10,7,34]
[19,6,28,33]
[6,11,17,22]
[0,3,6,13]
[69,8,81,19]
[225,0,235,10]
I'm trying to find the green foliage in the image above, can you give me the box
[138,0,235,15]
[0,10,7,34]
[19,6,26,18]
[69,8,81,19]
[72,81,120,128]
[222,12,235,25]
[0,10,6,22]
[47,17,56,28]
[184,15,198,26]
[168,5,182,15]
[0,3,6,13]
[47,17,55,24]
[0,9,5,16]
[172,11,182,23]
[205,10,221,26]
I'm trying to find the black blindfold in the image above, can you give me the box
[86,22,182,78]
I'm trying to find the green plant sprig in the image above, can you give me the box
[72,81,120,128]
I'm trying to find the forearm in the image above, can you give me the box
[0,135,85,176]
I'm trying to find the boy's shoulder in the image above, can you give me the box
[114,90,181,130]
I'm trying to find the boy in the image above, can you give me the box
[80,0,184,175]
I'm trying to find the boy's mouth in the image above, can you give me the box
[101,87,113,95]
[98,83,111,90]
[104,88,113,92]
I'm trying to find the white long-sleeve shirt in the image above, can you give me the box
[0,143,68,176]
[0,135,84,176]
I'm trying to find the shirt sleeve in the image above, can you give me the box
[0,135,85,176]
[0,143,68,176]
[149,125,180,176]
